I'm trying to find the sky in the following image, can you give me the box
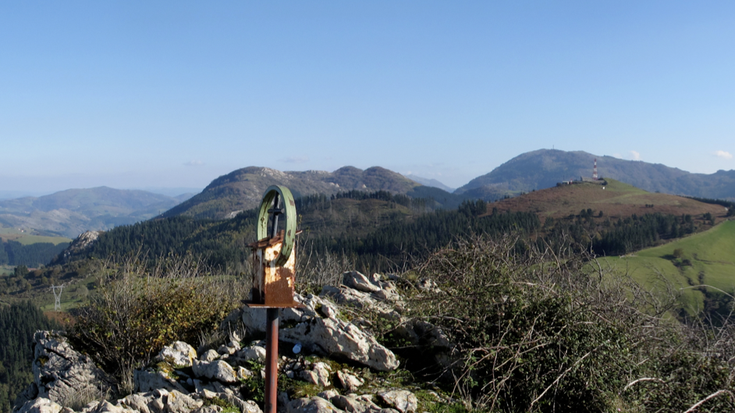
[2,1,735,196]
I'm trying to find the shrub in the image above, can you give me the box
[405,234,735,412]
[71,253,248,391]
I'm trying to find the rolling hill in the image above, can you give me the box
[483,178,728,222]
[600,220,735,318]
[457,149,735,200]
[0,187,187,238]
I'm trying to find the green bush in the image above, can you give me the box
[71,254,248,391]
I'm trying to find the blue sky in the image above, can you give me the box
[2,1,734,195]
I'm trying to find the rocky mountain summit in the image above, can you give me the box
[14,272,454,413]
[160,166,421,220]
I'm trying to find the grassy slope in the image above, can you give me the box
[484,178,727,222]
[600,220,735,315]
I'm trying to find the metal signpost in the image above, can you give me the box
[246,185,300,413]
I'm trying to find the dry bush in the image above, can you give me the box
[404,234,735,412]
[71,253,249,389]
[296,240,355,293]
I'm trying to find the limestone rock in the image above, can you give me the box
[134,368,188,394]
[286,397,343,413]
[331,394,383,413]
[192,360,238,384]
[334,371,364,393]
[211,393,262,413]
[156,342,198,367]
[319,286,374,310]
[117,393,152,413]
[316,390,339,402]
[162,390,203,413]
[83,400,138,413]
[15,398,63,413]
[281,317,399,371]
[200,349,220,362]
[15,331,116,410]
[377,391,417,413]
[299,362,331,387]
[343,271,381,293]
[236,345,266,363]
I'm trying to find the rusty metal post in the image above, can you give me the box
[264,308,279,413]
[246,185,301,413]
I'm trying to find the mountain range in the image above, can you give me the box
[3,149,735,237]
[0,187,190,238]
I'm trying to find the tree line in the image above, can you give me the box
[0,240,69,268]
[0,301,59,413]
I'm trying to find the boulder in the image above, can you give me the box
[331,394,382,413]
[200,350,220,362]
[280,316,399,371]
[377,391,417,413]
[286,397,343,413]
[343,271,381,293]
[299,362,331,387]
[191,360,238,384]
[236,345,266,363]
[162,390,203,413]
[15,398,63,413]
[156,342,198,367]
[334,371,364,393]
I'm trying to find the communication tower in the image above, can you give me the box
[593,158,598,180]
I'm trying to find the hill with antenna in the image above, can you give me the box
[455,149,735,200]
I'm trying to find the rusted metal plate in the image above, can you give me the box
[247,233,300,308]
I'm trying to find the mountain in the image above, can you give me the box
[456,149,735,200]
[403,174,455,192]
[0,187,184,238]
[161,166,422,220]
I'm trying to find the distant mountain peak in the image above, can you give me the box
[456,149,735,200]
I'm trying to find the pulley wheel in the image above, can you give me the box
[257,185,296,266]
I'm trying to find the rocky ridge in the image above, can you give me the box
[14,271,456,413]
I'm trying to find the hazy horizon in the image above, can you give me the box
[3,1,734,193]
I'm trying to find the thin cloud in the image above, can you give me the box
[280,156,309,164]
[184,160,204,166]
[715,150,733,160]
[630,150,641,161]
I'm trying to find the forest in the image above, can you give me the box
[0,301,59,413]
[0,240,69,268]
[44,189,718,280]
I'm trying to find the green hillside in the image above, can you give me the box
[600,220,735,317]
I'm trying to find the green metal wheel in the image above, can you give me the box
[257,185,297,266]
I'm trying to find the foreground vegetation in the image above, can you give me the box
[30,234,728,412]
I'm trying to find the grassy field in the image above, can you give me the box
[600,219,735,316]
[0,225,71,245]
[13,235,72,245]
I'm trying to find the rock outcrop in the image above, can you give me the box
[15,271,441,413]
